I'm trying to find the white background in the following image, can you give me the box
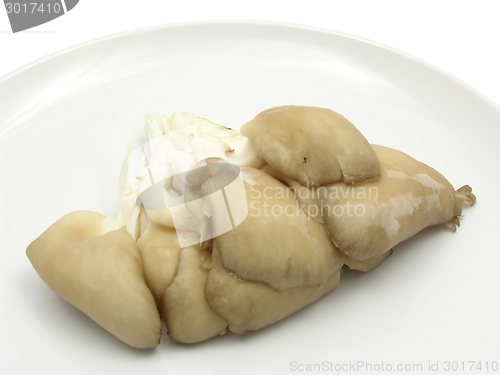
[1,0,500,107]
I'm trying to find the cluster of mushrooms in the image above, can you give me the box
[26,106,476,348]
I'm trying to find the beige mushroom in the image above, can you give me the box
[137,223,226,343]
[26,211,162,349]
[241,106,381,187]
[321,145,476,264]
[261,166,392,271]
[136,225,182,307]
[211,167,345,291]
[262,164,324,223]
[205,244,340,334]
[26,108,478,348]
[344,251,393,272]
[162,246,228,343]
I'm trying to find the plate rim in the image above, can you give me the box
[1,19,499,116]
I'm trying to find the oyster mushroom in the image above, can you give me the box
[162,246,228,343]
[136,225,182,307]
[209,167,345,291]
[137,224,226,343]
[321,145,476,265]
[241,106,381,187]
[26,211,162,349]
[344,251,393,272]
[26,107,478,348]
[204,244,341,333]
[262,164,324,223]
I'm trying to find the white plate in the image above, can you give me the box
[1,21,499,375]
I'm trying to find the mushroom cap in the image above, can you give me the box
[162,246,227,343]
[205,245,340,333]
[212,167,344,291]
[322,145,459,261]
[26,211,162,349]
[241,106,381,187]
